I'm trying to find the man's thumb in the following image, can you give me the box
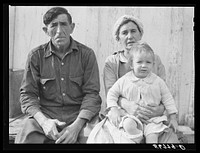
[55,120,66,127]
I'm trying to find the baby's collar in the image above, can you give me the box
[129,71,157,84]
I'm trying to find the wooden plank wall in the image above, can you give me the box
[9,6,194,125]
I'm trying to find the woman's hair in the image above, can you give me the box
[113,15,144,41]
[43,7,72,26]
[128,41,155,66]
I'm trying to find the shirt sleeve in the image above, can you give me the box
[78,49,102,121]
[103,55,118,97]
[20,50,41,117]
[154,54,166,82]
[159,79,178,115]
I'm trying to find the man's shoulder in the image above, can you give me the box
[29,43,48,56]
[74,40,93,53]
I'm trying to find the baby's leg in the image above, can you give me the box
[146,133,159,143]
[123,117,141,135]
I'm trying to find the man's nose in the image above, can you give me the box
[56,24,62,33]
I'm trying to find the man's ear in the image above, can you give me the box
[70,23,75,34]
[42,27,48,35]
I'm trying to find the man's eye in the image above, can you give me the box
[61,23,67,26]
[50,23,57,27]
[122,31,128,35]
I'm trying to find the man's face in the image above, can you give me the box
[44,14,74,48]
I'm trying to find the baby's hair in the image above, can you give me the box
[128,41,155,66]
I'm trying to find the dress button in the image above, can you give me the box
[62,93,66,96]
[61,62,64,65]
[61,78,64,81]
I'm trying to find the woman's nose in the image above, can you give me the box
[127,32,133,39]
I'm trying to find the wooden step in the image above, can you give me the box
[9,114,27,143]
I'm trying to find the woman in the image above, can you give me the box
[87,15,179,143]
[103,15,166,125]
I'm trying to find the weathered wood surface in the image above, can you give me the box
[9,114,27,143]
[9,6,194,125]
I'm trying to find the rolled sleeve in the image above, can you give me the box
[20,50,41,117]
[80,49,102,121]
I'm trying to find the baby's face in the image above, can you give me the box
[132,51,154,78]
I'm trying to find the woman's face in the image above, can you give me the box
[118,21,142,51]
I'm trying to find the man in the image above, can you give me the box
[15,7,102,143]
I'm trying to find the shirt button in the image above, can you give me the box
[62,93,66,96]
[61,78,64,81]
[43,86,46,89]
[61,62,64,66]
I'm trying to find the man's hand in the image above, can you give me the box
[34,112,66,140]
[55,118,87,144]
[41,118,66,140]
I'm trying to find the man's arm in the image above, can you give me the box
[20,50,41,117]
[78,49,102,121]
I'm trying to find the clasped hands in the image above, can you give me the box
[41,118,79,143]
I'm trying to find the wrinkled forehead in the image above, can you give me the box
[50,14,70,24]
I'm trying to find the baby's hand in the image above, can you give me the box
[108,107,122,127]
[168,119,178,133]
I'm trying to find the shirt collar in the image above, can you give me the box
[128,71,157,84]
[44,37,79,58]
[119,50,128,63]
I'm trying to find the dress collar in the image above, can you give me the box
[127,71,157,84]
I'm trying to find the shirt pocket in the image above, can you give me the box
[68,75,83,99]
[40,77,57,100]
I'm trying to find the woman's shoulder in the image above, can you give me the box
[105,50,123,63]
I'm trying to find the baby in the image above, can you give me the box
[107,41,178,143]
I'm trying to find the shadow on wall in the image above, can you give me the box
[9,69,24,118]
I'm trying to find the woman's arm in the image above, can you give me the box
[103,56,118,97]
[136,103,165,124]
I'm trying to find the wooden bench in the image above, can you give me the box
[9,114,27,143]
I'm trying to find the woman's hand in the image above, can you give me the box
[107,107,122,127]
[168,119,178,133]
[136,103,165,124]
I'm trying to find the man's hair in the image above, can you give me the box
[43,7,72,26]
